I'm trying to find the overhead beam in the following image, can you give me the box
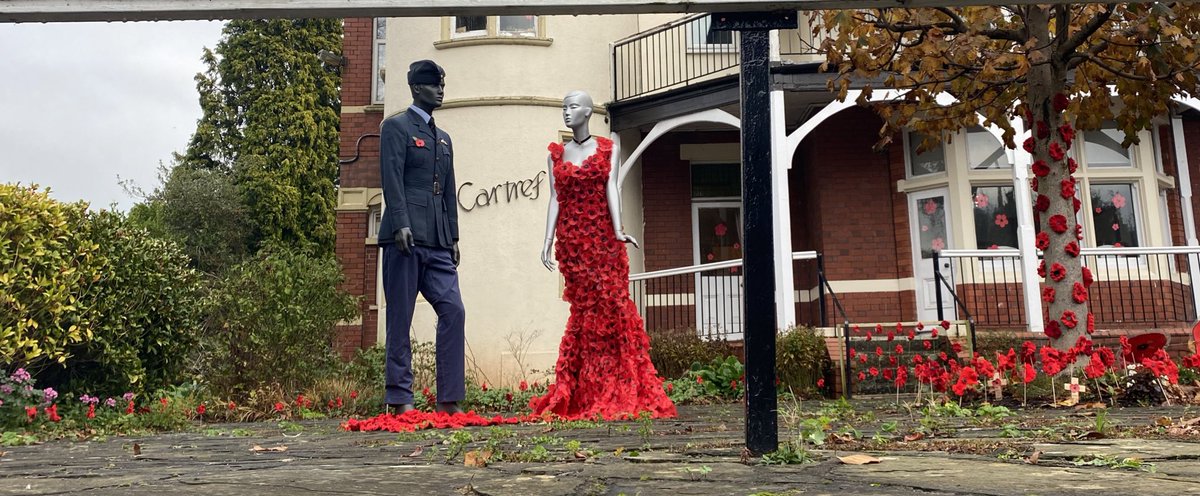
[0,0,1151,23]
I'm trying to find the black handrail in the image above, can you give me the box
[933,251,977,356]
[817,253,853,399]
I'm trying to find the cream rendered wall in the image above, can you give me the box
[382,15,644,386]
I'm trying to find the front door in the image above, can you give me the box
[909,188,957,323]
[693,201,743,340]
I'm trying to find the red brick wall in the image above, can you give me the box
[640,131,740,272]
[1158,125,1188,247]
[333,18,386,359]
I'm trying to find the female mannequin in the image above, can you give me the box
[529,90,676,420]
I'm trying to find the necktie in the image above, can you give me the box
[428,116,441,195]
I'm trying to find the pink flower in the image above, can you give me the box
[921,225,929,232]
[714,223,728,237]
[931,237,945,251]
[974,193,990,208]
[994,214,1009,228]
[1111,192,1126,209]
[1112,223,1120,231]
[924,200,938,215]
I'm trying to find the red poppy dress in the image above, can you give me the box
[529,137,677,419]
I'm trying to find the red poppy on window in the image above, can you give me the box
[714,223,728,237]
[923,200,938,215]
[1112,223,1120,231]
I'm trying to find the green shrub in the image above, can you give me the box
[0,184,100,368]
[648,328,738,379]
[1,185,203,394]
[198,246,358,396]
[776,327,832,396]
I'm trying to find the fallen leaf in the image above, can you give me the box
[540,426,554,434]
[1024,450,1042,465]
[838,454,881,465]
[250,445,288,453]
[574,451,589,460]
[1077,431,1105,440]
[406,446,424,457]
[132,443,141,456]
[0,451,7,458]
[464,449,493,468]
[1155,417,1174,427]
[903,432,925,442]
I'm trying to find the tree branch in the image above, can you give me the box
[1056,4,1116,60]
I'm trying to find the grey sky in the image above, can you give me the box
[0,21,223,211]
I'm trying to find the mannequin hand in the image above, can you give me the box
[398,228,414,255]
[541,241,556,271]
[452,242,460,267]
[619,233,640,249]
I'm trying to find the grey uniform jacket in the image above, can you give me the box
[378,108,459,249]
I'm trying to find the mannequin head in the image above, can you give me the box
[407,60,445,113]
[562,91,593,130]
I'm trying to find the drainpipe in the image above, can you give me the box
[1170,114,1200,321]
[1010,118,1045,332]
[769,30,796,330]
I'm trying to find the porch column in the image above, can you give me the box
[1010,119,1045,332]
[769,30,796,329]
[1170,114,1200,319]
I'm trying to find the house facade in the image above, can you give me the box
[334,13,1200,386]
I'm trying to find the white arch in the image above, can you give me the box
[615,108,741,188]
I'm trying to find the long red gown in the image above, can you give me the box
[528,137,677,419]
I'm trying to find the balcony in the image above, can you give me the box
[611,13,825,103]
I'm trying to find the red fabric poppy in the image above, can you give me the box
[1037,260,1046,278]
[1022,363,1037,383]
[1073,196,1081,213]
[1086,312,1095,334]
[1049,142,1065,161]
[1044,319,1062,339]
[1036,121,1050,139]
[1059,123,1076,145]
[1049,263,1067,282]
[1060,178,1075,200]
[1040,345,1067,374]
[1048,214,1068,234]
[1041,286,1056,303]
[1071,282,1088,303]
[1067,157,1078,174]
[869,367,880,377]
[1031,177,1039,191]
[1082,266,1094,287]
[1035,194,1050,212]
[1023,136,1035,153]
[1062,311,1078,330]
[1082,353,1106,378]
[1052,93,1070,112]
[1064,241,1079,258]
[1031,160,1050,177]
[858,371,867,381]
[1036,232,1050,250]
[923,340,932,350]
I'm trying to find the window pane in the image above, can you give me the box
[972,186,1018,249]
[689,16,733,47]
[454,16,486,35]
[966,127,1011,169]
[697,206,742,265]
[374,42,386,102]
[498,15,537,37]
[908,132,946,177]
[1084,128,1131,167]
[375,18,386,39]
[1090,184,1138,247]
[691,163,741,198]
[916,196,948,259]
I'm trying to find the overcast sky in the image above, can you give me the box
[0,21,224,211]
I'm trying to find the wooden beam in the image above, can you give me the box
[0,0,1144,23]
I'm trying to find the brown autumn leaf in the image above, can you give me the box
[464,449,493,468]
[574,451,589,460]
[837,454,881,465]
[1155,417,1175,427]
[903,432,925,442]
[132,443,141,456]
[406,446,424,458]
[249,445,288,453]
[1024,450,1042,465]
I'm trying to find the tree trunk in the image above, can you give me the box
[1027,6,1090,349]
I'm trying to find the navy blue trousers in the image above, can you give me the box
[381,243,466,404]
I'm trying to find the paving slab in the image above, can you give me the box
[0,403,1197,495]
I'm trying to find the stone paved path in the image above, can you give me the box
[2,402,1198,495]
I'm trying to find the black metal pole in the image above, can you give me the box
[934,251,945,322]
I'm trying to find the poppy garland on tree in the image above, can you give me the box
[529,137,677,420]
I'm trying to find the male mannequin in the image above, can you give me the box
[378,60,465,414]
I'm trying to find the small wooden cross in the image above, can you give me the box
[1063,377,1087,404]
[990,372,1008,401]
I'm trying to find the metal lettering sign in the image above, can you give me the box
[2,0,1137,23]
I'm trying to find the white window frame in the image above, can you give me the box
[903,130,948,179]
[687,14,736,52]
[496,15,538,38]
[450,15,488,39]
[1085,181,1144,249]
[371,18,386,105]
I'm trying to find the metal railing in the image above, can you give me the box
[816,254,853,399]
[612,13,740,101]
[629,251,823,341]
[934,246,1200,329]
